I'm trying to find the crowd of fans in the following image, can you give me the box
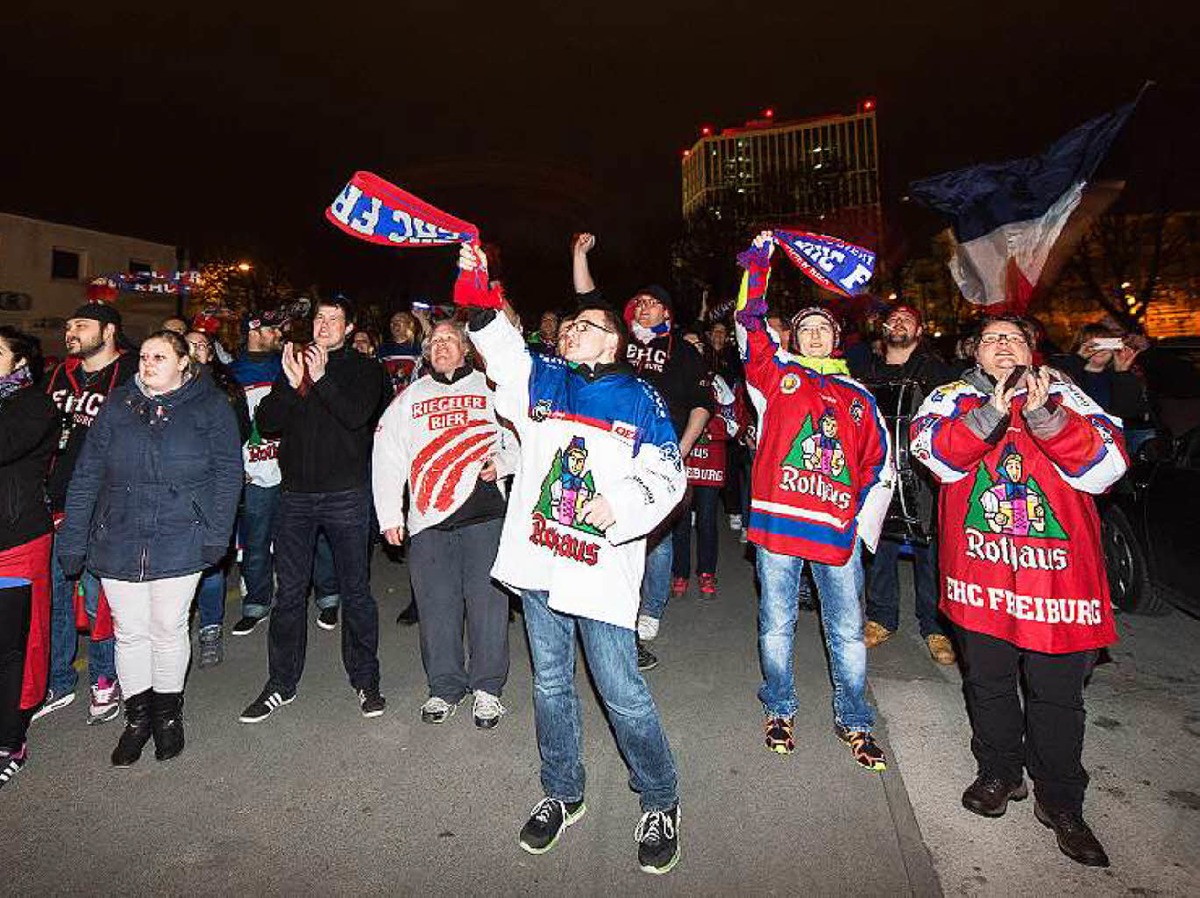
[0,230,1168,873]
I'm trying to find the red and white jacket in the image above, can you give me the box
[372,368,518,538]
[910,368,1127,653]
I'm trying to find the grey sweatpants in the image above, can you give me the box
[408,518,509,701]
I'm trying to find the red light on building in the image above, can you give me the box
[701,125,713,136]
[682,149,690,158]
[860,98,876,112]
[764,107,775,118]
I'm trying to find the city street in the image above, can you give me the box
[7,528,1199,896]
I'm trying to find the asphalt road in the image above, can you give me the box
[8,527,1198,896]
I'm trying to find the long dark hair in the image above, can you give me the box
[0,325,45,383]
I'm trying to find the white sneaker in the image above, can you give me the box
[472,690,506,729]
[637,614,660,642]
[420,695,461,724]
[729,514,743,531]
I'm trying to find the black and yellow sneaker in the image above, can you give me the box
[635,805,681,875]
[764,715,795,754]
[834,724,887,772]
[519,797,587,855]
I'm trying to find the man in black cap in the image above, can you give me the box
[572,234,711,669]
[38,302,137,724]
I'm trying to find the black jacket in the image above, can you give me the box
[0,384,59,552]
[56,373,243,581]
[851,345,955,398]
[256,345,388,493]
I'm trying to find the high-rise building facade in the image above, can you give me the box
[681,105,882,244]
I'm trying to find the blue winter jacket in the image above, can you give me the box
[56,371,243,582]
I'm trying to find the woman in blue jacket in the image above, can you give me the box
[57,330,242,766]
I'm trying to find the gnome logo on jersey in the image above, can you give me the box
[530,436,602,566]
[777,410,853,509]
[961,444,1071,573]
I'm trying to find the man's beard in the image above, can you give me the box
[885,332,918,349]
[67,334,105,359]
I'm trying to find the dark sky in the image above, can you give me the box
[2,1,1198,315]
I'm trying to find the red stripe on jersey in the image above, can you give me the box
[432,440,496,512]
[414,429,495,514]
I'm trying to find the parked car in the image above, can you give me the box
[1101,336,1200,616]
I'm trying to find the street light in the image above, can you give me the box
[237,262,252,273]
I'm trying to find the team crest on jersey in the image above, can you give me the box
[530,436,603,566]
[779,372,802,395]
[530,399,553,422]
[849,397,864,425]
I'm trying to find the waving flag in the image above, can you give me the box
[772,230,876,297]
[909,95,1141,310]
[326,171,503,308]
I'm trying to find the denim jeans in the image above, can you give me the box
[196,565,226,629]
[865,537,942,638]
[756,540,874,731]
[241,484,280,620]
[672,485,720,579]
[267,486,380,693]
[312,531,340,612]
[639,530,674,620]
[49,542,115,694]
[521,589,677,811]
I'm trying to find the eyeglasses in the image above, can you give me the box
[978,332,1028,346]
[795,323,834,336]
[566,319,615,336]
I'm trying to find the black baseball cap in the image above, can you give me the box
[68,302,122,328]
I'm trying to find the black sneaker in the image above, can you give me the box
[635,805,681,874]
[396,601,419,626]
[637,641,658,671]
[230,615,266,637]
[0,744,27,791]
[238,687,296,724]
[519,797,586,855]
[317,607,338,630]
[358,687,386,718]
[834,723,887,772]
[764,715,795,754]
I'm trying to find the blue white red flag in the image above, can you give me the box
[909,97,1140,310]
[772,230,876,297]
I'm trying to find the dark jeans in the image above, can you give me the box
[267,486,380,694]
[672,486,720,578]
[312,531,340,611]
[956,626,1095,814]
[865,538,943,637]
[0,581,32,751]
[49,542,114,693]
[408,518,508,700]
[241,484,280,620]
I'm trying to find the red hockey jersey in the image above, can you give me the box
[910,370,1127,653]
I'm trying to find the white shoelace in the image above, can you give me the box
[473,692,505,719]
[634,809,677,845]
[529,798,561,825]
[422,697,452,714]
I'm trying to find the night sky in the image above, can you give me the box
[2,1,1197,316]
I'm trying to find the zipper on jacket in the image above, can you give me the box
[139,545,149,582]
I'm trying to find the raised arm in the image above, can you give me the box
[572,232,597,296]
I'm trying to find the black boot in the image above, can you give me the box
[111,690,153,767]
[151,692,185,762]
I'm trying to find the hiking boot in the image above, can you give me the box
[834,724,887,772]
[239,687,296,723]
[698,573,717,596]
[198,624,224,669]
[637,641,658,671]
[1035,803,1110,867]
[88,676,122,725]
[472,690,506,729]
[420,695,463,724]
[636,614,660,642]
[111,690,153,767]
[151,692,185,762]
[519,797,586,854]
[764,715,795,754]
[358,687,386,718]
[863,620,893,649]
[669,577,688,598]
[317,606,339,630]
[961,774,1029,817]
[635,805,681,874]
[926,633,956,665]
[230,615,266,637]
[0,744,28,790]
[31,688,76,722]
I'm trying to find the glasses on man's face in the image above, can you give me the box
[978,332,1028,346]
[186,340,209,350]
[796,324,833,337]
[567,319,614,336]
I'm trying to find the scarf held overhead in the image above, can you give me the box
[772,230,875,298]
[326,171,503,308]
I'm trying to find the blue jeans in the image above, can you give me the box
[196,565,226,629]
[267,486,379,693]
[521,589,677,811]
[865,538,942,638]
[756,540,874,731]
[241,484,280,619]
[312,531,339,612]
[49,543,115,693]
[672,486,720,579]
[639,530,673,620]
